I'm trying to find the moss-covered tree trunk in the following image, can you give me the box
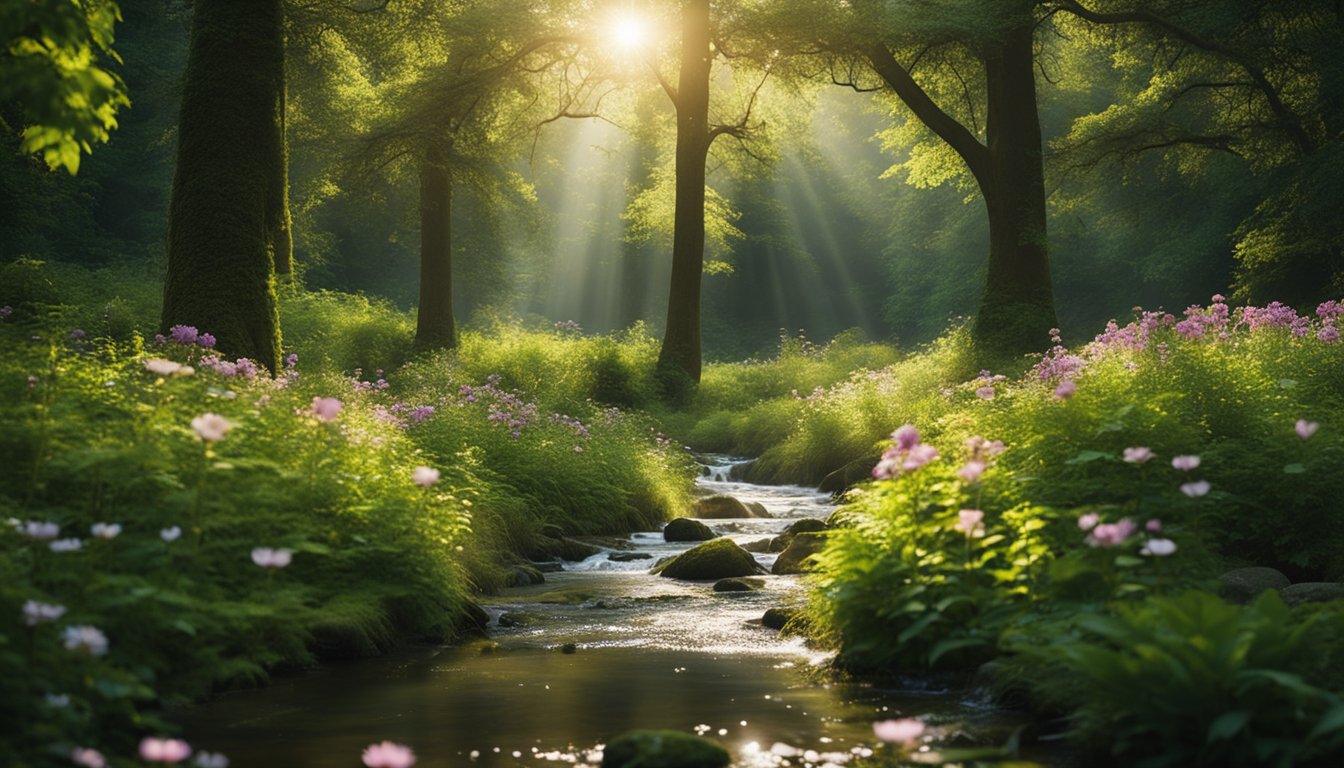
[973,17,1056,356]
[161,0,286,371]
[657,0,712,386]
[416,145,456,349]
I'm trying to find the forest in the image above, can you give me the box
[1,1,1342,767]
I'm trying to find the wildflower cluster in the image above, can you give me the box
[872,424,939,479]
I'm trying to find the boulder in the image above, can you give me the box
[1219,567,1290,604]
[609,552,654,562]
[692,495,754,519]
[713,577,765,593]
[746,502,771,518]
[761,607,797,630]
[1280,582,1344,607]
[742,538,774,553]
[784,518,827,536]
[504,564,546,587]
[552,538,602,562]
[601,730,730,768]
[533,561,565,573]
[663,517,718,542]
[652,538,766,580]
[771,532,826,575]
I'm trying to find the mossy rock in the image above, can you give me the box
[692,496,756,519]
[652,538,766,580]
[549,538,602,562]
[504,564,546,587]
[742,538,774,553]
[664,517,717,542]
[784,518,827,536]
[713,577,765,593]
[746,502,771,518]
[609,552,654,562]
[771,532,826,575]
[762,607,797,630]
[601,729,730,768]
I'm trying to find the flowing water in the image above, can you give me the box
[179,458,1036,766]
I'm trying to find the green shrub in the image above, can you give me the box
[1010,591,1344,768]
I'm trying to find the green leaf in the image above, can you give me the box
[928,636,988,665]
[1067,450,1112,465]
[1114,555,1145,568]
[1283,463,1306,474]
[1278,379,1297,388]
[1207,710,1251,743]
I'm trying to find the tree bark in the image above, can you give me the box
[657,0,713,386]
[416,144,457,349]
[973,17,1057,355]
[161,0,285,371]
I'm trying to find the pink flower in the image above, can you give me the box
[873,718,925,746]
[1123,447,1154,464]
[954,509,985,537]
[975,386,995,400]
[1146,518,1162,533]
[411,466,440,488]
[1171,455,1200,471]
[191,413,233,442]
[1181,480,1211,498]
[956,460,986,484]
[1295,419,1319,440]
[70,747,106,768]
[1141,538,1178,556]
[1077,513,1100,531]
[1088,519,1137,547]
[1054,380,1076,400]
[139,737,192,763]
[965,436,1006,460]
[362,741,417,768]
[902,444,939,471]
[251,547,293,568]
[310,397,343,422]
[892,424,920,451]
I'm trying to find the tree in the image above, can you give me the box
[0,0,129,174]
[1045,0,1344,304]
[160,0,288,370]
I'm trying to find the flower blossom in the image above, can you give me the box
[965,436,1006,461]
[1077,513,1100,531]
[1141,538,1178,557]
[1123,447,1154,464]
[161,526,182,542]
[191,413,233,442]
[873,718,925,747]
[310,397,343,422]
[956,460,985,484]
[1171,455,1200,471]
[1087,519,1137,547]
[198,333,217,349]
[412,466,441,488]
[892,425,920,451]
[23,600,66,626]
[251,547,293,568]
[1296,419,1319,440]
[954,509,985,537]
[1054,380,1076,400]
[91,523,121,540]
[19,520,60,540]
[1146,519,1162,533]
[194,751,230,768]
[362,741,417,768]
[975,385,996,400]
[1181,480,1211,498]
[70,747,107,768]
[145,358,186,377]
[169,325,199,345]
[50,538,83,553]
[139,737,192,764]
[63,625,109,656]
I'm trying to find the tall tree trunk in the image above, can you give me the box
[269,77,293,276]
[161,0,285,371]
[416,145,456,349]
[974,18,1056,356]
[657,0,712,386]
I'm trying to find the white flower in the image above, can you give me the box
[44,693,70,708]
[22,600,66,626]
[191,413,233,442]
[145,358,184,376]
[91,522,122,540]
[1141,538,1178,556]
[161,526,183,542]
[49,538,83,553]
[411,466,440,488]
[195,751,230,768]
[20,520,60,540]
[63,625,109,656]
[251,547,293,568]
[1180,480,1211,498]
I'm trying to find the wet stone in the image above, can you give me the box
[663,517,717,542]
[601,729,730,768]
[712,577,766,593]
[652,538,766,580]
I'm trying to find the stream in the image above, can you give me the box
[178,458,1036,766]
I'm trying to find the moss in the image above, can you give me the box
[663,517,716,542]
[601,729,730,768]
[652,538,765,580]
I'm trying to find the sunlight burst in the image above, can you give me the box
[610,13,648,53]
